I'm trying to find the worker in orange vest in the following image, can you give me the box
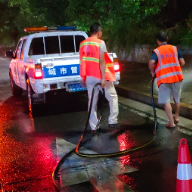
[149,31,185,128]
[80,23,119,133]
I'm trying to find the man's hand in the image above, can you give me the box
[148,59,156,78]
[151,71,155,77]
[179,58,185,67]
[101,79,106,88]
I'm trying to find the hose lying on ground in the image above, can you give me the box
[53,81,157,191]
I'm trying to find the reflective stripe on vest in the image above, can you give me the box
[156,71,183,82]
[81,57,99,63]
[80,41,100,48]
[154,45,183,87]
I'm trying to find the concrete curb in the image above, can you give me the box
[116,85,192,120]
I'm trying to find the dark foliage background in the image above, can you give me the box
[1,0,192,51]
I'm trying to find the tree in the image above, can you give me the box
[1,0,192,50]
[65,0,168,52]
[0,0,70,44]
[0,1,20,44]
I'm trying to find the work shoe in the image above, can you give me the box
[91,127,100,135]
[108,123,118,128]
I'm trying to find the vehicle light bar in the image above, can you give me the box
[24,26,77,32]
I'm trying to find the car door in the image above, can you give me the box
[18,39,27,89]
[11,40,23,87]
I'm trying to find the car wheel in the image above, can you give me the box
[26,78,36,115]
[9,71,22,97]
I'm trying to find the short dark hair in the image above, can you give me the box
[156,31,168,42]
[90,23,102,34]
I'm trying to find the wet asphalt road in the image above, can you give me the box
[1,56,192,192]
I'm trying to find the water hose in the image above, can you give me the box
[75,83,153,157]
[53,82,156,191]
[150,75,158,134]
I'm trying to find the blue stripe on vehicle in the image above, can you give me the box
[43,64,80,78]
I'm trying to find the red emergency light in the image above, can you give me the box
[113,58,120,72]
[34,64,43,79]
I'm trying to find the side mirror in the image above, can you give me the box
[5,50,14,58]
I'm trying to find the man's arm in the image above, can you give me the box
[148,59,156,77]
[100,51,106,88]
[177,49,185,67]
[179,58,185,67]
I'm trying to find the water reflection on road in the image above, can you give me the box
[1,56,192,191]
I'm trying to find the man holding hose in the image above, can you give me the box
[149,31,185,128]
[80,23,119,133]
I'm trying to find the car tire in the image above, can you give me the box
[26,78,37,115]
[9,71,22,97]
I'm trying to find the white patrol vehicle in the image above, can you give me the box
[5,26,120,114]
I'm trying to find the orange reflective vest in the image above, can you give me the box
[80,36,116,81]
[153,44,183,87]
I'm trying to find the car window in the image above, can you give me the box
[45,36,60,54]
[20,39,27,59]
[60,35,74,53]
[15,40,23,59]
[28,35,86,55]
[29,37,44,55]
[75,35,85,52]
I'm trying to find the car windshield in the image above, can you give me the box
[28,35,85,55]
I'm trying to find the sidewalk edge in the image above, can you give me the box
[116,85,192,120]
